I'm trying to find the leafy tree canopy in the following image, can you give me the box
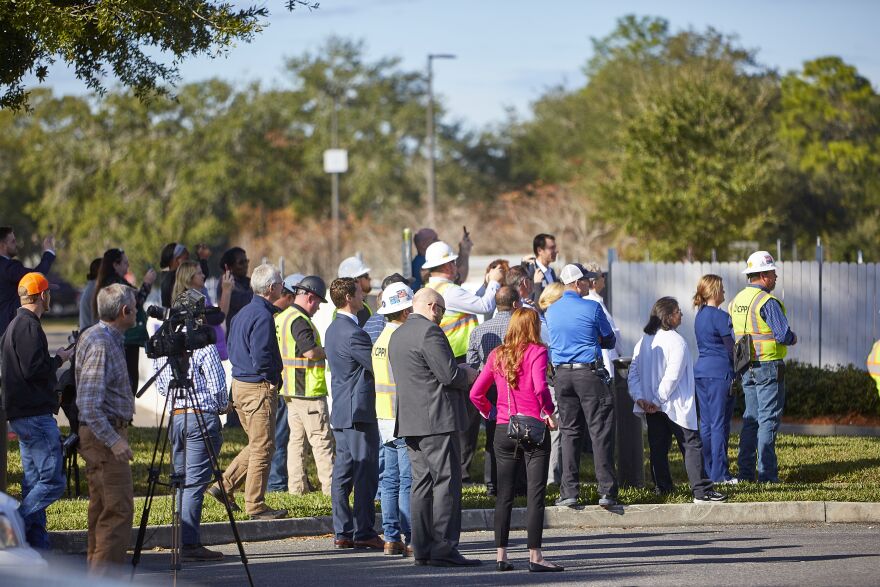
[0,0,317,110]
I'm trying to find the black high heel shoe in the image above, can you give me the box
[496,561,514,572]
[529,561,564,573]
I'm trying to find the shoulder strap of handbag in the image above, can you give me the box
[503,363,520,418]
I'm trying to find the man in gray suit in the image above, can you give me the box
[325,277,383,550]
[389,288,480,567]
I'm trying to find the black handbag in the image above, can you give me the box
[733,290,763,376]
[505,380,547,450]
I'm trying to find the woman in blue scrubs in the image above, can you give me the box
[692,275,736,483]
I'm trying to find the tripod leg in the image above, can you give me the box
[192,407,255,587]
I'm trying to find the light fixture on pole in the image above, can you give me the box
[426,53,456,228]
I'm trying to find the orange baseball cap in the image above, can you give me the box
[18,272,56,295]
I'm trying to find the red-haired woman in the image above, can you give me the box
[470,308,562,573]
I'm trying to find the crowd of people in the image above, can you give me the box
[0,222,806,574]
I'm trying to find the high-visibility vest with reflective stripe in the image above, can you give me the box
[372,324,399,420]
[729,287,788,362]
[426,281,478,358]
[867,340,880,397]
[275,306,328,398]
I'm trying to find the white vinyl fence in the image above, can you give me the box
[607,262,880,369]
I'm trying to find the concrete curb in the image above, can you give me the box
[730,419,880,437]
[50,501,880,554]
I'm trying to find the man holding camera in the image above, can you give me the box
[1,272,70,549]
[153,315,229,561]
[76,283,137,572]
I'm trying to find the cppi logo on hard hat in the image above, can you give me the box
[763,254,774,264]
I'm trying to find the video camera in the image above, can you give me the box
[145,289,218,359]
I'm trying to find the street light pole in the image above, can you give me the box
[426,53,455,228]
[331,92,340,266]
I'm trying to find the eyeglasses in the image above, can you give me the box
[430,301,446,313]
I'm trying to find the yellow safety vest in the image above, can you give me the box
[372,323,399,420]
[867,340,880,398]
[729,287,788,362]
[426,280,478,358]
[275,306,328,398]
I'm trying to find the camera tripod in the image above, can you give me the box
[130,352,254,587]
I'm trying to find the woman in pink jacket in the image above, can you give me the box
[470,308,562,573]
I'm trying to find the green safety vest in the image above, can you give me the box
[426,280,478,358]
[867,340,880,398]
[275,306,328,398]
[372,324,399,420]
[729,287,788,362]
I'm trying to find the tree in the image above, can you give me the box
[0,0,317,110]
[776,57,880,260]
[602,65,781,260]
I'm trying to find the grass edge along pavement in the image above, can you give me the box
[48,500,880,554]
[5,427,880,531]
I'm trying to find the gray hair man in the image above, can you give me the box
[208,263,288,520]
[75,283,137,572]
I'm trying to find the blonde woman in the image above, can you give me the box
[172,260,233,359]
[692,274,736,483]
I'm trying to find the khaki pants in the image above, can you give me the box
[79,425,134,572]
[286,396,334,495]
[218,379,278,515]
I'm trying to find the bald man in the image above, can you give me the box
[388,289,480,567]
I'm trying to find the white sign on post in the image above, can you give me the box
[323,149,348,174]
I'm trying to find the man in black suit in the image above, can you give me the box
[0,227,56,337]
[325,277,383,550]
[389,288,480,567]
[523,233,558,304]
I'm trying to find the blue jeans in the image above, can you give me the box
[9,414,65,549]
[379,437,411,543]
[738,361,786,482]
[696,377,735,482]
[268,397,289,492]
[170,412,223,546]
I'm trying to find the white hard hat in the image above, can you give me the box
[743,250,778,274]
[377,282,414,315]
[338,256,370,278]
[422,241,459,270]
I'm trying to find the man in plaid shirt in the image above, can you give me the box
[466,286,520,496]
[153,338,229,562]
[75,283,137,573]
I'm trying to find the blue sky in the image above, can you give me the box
[32,0,880,128]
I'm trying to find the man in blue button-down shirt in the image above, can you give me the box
[546,264,618,508]
[209,263,288,520]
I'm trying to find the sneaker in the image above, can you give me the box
[554,496,578,508]
[249,508,289,520]
[598,495,618,507]
[181,545,224,562]
[718,478,740,485]
[693,490,728,503]
[206,485,240,512]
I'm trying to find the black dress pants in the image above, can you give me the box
[459,401,482,482]
[555,368,618,500]
[406,433,462,561]
[646,412,713,498]
[493,427,550,549]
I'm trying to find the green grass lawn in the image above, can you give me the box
[5,427,880,531]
